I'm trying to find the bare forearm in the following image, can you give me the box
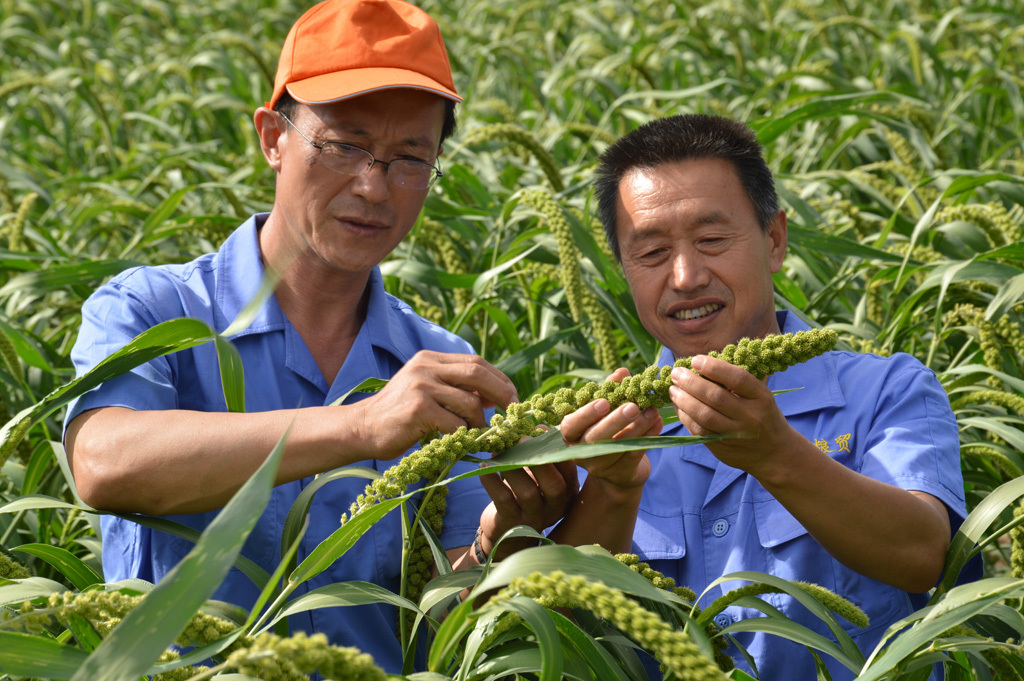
[67,406,374,515]
[755,436,951,592]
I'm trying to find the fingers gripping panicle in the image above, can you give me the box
[342,329,838,525]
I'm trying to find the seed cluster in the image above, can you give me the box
[940,624,1024,681]
[493,570,728,680]
[960,443,1022,480]
[615,552,678,590]
[6,590,387,681]
[0,551,29,579]
[225,631,385,681]
[417,218,472,311]
[520,190,585,322]
[150,649,203,681]
[403,292,445,326]
[5,191,37,252]
[5,589,240,650]
[807,194,873,239]
[464,123,565,192]
[616,553,729,671]
[0,327,20,379]
[342,420,539,524]
[1012,498,1024,581]
[344,328,839,524]
[945,304,1024,388]
[519,188,620,370]
[951,390,1024,418]
[702,581,869,630]
[938,203,1023,248]
[402,486,449,635]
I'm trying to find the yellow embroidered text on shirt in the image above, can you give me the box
[815,433,853,453]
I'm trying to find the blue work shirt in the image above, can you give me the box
[63,214,490,673]
[634,311,966,680]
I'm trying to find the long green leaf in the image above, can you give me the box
[0,576,67,607]
[68,429,287,681]
[700,571,864,669]
[751,92,893,145]
[860,578,1024,681]
[329,378,389,406]
[0,494,89,514]
[214,334,245,412]
[0,259,140,298]
[0,318,218,452]
[0,631,89,677]
[11,543,103,590]
[280,466,379,563]
[497,596,564,681]
[933,476,1024,600]
[288,497,405,585]
[477,429,726,466]
[259,581,420,634]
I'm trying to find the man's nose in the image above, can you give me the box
[670,250,709,290]
[350,162,391,203]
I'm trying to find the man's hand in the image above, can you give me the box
[671,354,952,592]
[669,355,794,477]
[559,368,661,490]
[476,460,580,558]
[352,350,518,461]
[537,368,662,554]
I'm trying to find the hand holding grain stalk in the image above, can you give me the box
[342,327,838,524]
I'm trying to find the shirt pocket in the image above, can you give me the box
[634,497,686,561]
[751,491,906,639]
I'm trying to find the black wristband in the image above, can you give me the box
[472,526,489,564]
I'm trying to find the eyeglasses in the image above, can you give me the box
[278,111,443,190]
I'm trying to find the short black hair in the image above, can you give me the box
[273,91,458,147]
[593,114,779,260]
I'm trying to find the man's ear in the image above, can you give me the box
[254,107,284,172]
[767,209,788,273]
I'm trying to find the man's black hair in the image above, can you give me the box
[273,91,458,148]
[593,114,779,260]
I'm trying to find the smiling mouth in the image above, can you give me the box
[672,303,723,321]
[344,219,386,230]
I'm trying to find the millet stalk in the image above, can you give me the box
[343,328,839,524]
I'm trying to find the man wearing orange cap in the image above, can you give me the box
[61,0,580,671]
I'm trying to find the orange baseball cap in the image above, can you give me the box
[268,0,461,109]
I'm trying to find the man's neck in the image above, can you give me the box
[258,216,373,384]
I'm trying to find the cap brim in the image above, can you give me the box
[286,67,462,104]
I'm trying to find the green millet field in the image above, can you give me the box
[2,0,1024,678]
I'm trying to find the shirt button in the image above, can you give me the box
[714,613,732,628]
[712,518,729,537]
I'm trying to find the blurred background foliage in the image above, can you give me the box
[1,0,1024,665]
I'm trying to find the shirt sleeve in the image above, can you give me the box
[857,355,966,522]
[63,277,180,437]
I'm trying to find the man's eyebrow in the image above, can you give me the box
[627,211,729,241]
[623,225,668,248]
[328,122,436,150]
[693,210,729,226]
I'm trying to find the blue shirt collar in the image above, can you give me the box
[364,270,418,365]
[214,213,285,337]
[767,310,845,416]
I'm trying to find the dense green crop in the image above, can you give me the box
[2,0,1024,678]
